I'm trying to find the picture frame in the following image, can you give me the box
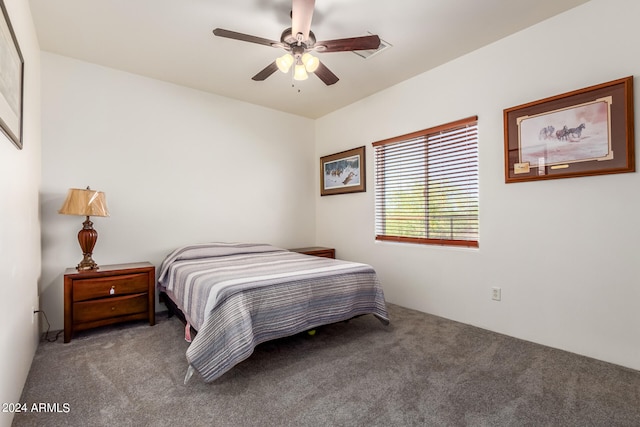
[320,146,366,196]
[503,76,634,183]
[0,0,24,150]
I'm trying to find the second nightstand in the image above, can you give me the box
[289,246,336,259]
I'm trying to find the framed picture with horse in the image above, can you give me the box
[503,76,634,183]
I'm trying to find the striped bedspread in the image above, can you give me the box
[157,243,389,382]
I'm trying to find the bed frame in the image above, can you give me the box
[159,291,198,338]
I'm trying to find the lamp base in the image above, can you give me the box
[76,216,100,271]
[77,255,99,271]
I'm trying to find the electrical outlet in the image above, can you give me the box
[491,287,501,301]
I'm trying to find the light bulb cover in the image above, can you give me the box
[302,53,320,73]
[293,64,309,81]
[276,54,294,73]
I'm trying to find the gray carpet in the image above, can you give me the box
[13,304,640,426]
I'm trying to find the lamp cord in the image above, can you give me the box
[34,310,63,342]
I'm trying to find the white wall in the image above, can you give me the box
[0,1,41,426]
[40,53,316,330]
[316,0,640,371]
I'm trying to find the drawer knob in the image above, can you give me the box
[111,306,116,311]
[110,286,115,295]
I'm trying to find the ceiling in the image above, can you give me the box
[29,0,590,119]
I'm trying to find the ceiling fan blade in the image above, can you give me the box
[291,0,315,42]
[252,61,279,81]
[314,62,339,86]
[213,28,279,47]
[315,35,380,53]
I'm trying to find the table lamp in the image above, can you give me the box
[58,186,109,271]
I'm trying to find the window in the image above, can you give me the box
[373,116,479,247]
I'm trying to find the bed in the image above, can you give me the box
[157,242,389,382]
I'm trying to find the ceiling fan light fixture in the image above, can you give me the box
[301,53,319,73]
[293,63,309,80]
[213,0,379,86]
[276,53,294,73]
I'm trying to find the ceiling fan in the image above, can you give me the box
[212,0,381,86]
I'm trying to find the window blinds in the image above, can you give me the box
[373,116,479,247]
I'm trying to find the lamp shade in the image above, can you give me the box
[59,187,109,217]
[293,64,309,81]
[302,53,319,73]
[276,53,294,73]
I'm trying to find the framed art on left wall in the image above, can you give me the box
[0,0,24,149]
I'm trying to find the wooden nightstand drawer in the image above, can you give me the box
[73,273,149,302]
[74,293,148,323]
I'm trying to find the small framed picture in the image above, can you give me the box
[320,146,366,196]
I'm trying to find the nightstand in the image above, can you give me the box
[289,246,335,259]
[63,262,155,343]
